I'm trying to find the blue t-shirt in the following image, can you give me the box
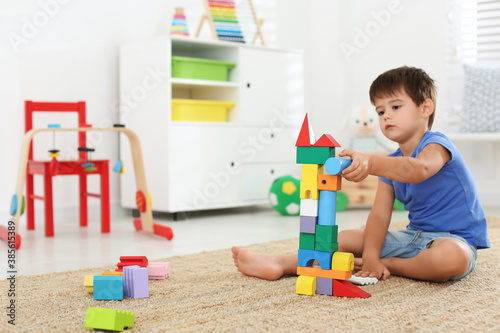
[379,131,490,249]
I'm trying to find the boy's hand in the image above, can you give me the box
[356,257,391,281]
[339,149,372,182]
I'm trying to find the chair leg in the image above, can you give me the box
[43,168,54,237]
[26,172,35,230]
[101,163,110,233]
[80,173,88,227]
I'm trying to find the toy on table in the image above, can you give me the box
[170,7,189,37]
[295,113,371,298]
[112,124,125,173]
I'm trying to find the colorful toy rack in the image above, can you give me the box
[295,114,371,298]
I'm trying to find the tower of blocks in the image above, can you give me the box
[295,114,371,298]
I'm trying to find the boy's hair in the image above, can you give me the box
[369,66,437,129]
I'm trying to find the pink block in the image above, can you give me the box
[147,262,170,280]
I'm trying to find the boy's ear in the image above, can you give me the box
[421,98,434,119]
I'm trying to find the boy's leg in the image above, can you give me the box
[231,246,297,281]
[380,238,472,282]
[232,228,366,281]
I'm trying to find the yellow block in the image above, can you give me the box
[331,252,354,271]
[84,275,94,293]
[300,180,319,200]
[296,275,316,295]
[301,164,321,181]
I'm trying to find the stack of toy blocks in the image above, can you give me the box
[295,114,370,298]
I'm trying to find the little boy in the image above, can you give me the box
[232,66,490,282]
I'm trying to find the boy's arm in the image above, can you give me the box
[340,143,451,183]
[357,180,394,280]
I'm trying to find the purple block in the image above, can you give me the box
[316,277,333,296]
[123,265,140,297]
[131,267,149,299]
[300,216,318,233]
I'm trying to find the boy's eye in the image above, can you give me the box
[393,105,401,110]
[377,110,385,116]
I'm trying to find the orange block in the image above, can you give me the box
[296,266,352,280]
[317,174,342,191]
[102,271,124,276]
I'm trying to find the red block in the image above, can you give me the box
[116,256,148,272]
[332,279,371,298]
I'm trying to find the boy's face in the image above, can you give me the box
[373,89,430,145]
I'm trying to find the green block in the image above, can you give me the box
[296,147,335,164]
[85,307,134,331]
[315,225,338,244]
[315,241,339,252]
[299,232,315,250]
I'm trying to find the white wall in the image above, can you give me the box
[1,0,497,224]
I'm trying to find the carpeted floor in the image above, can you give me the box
[1,217,499,332]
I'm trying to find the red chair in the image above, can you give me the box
[25,101,110,237]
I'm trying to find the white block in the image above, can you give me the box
[300,198,318,217]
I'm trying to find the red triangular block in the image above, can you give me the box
[295,114,316,146]
[332,279,371,298]
[313,134,341,147]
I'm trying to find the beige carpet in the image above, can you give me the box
[2,217,499,332]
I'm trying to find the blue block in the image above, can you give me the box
[325,157,352,175]
[318,190,337,226]
[299,216,318,233]
[93,276,124,300]
[297,249,333,270]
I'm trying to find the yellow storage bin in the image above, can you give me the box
[171,99,235,122]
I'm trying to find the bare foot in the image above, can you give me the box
[232,246,292,281]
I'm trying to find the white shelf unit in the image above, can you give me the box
[119,36,304,213]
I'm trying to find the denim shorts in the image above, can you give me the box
[380,227,477,281]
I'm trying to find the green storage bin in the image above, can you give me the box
[171,56,235,82]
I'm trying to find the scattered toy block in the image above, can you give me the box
[313,134,341,147]
[316,277,333,295]
[317,174,342,191]
[93,276,124,301]
[300,180,319,199]
[85,307,134,331]
[332,279,371,298]
[297,249,333,269]
[124,266,149,299]
[297,266,352,280]
[296,275,316,295]
[299,216,317,233]
[295,114,316,147]
[84,275,94,293]
[302,164,322,181]
[331,252,354,272]
[299,232,315,250]
[299,199,319,217]
[297,146,336,164]
[318,190,337,226]
[325,157,352,175]
[116,256,148,272]
[147,262,170,279]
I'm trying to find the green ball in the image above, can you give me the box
[336,191,349,211]
[268,175,301,216]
